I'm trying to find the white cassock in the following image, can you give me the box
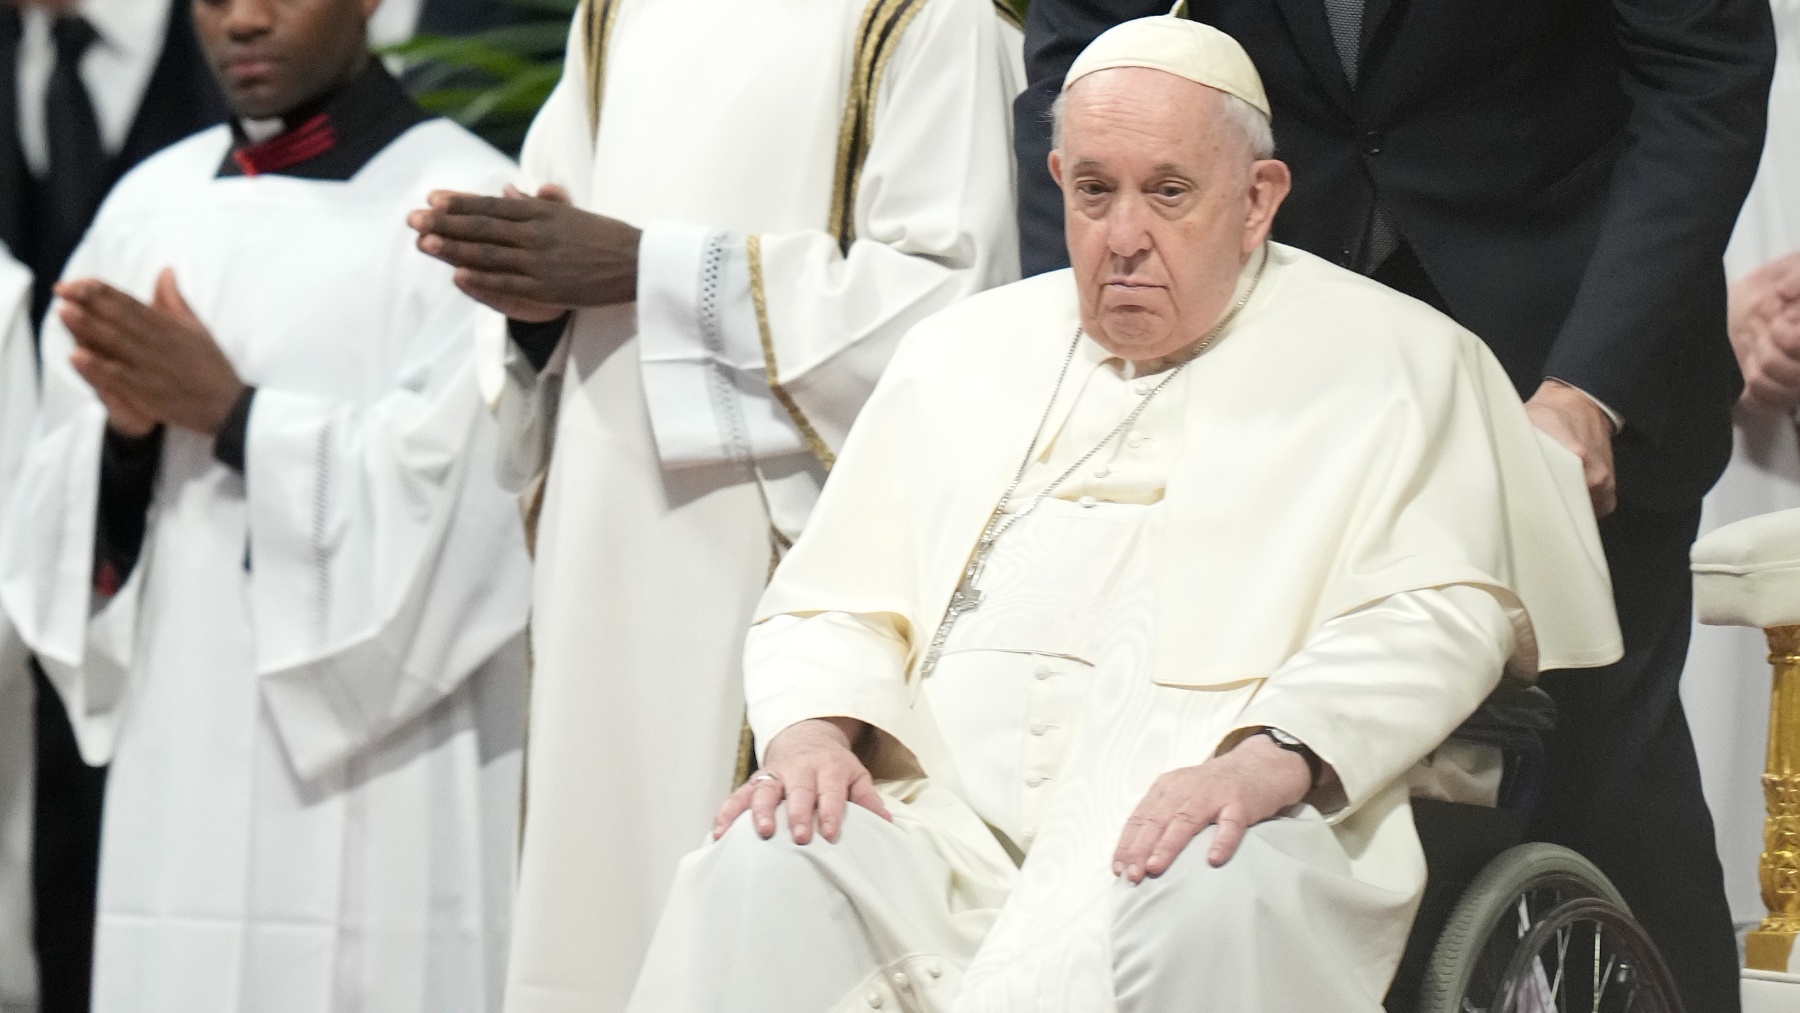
[1682,0,1800,933]
[0,121,532,1013]
[480,0,1024,1008]
[630,244,1626,1012]
[0,246,37,1013]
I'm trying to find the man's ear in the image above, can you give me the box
[1047,149,1064,190]
[1243,158,1291,254]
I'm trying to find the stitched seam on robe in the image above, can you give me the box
[696,233,753,466]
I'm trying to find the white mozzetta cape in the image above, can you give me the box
[0,246,36,1013]
[0,123,531,1013]
[755,244,1624,808]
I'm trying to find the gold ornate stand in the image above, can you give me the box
[1749,624,1800,971]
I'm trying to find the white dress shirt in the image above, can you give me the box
[15,0,171,178]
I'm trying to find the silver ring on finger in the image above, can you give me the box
[750,771,781,786]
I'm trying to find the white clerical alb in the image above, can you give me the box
[484,1,1024,1009]
[0,118,531,1013]
[0,244,35,1013]
[627,243,1624,1012]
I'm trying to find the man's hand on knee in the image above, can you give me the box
[711,718,892,846]
[1112,734,1314,883]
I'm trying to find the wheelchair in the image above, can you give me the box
[1383,680,1686,1013]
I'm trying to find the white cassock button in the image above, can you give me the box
[928,965,944,980]
[1126,431,1146,449]
[1133,381,1151,395]
[866,994,884,1008]
[1026,774,1045,787]
[1078,495,1097,508]
[1034,665,1054,680]
[1094,464,1111,478]
[894,973,912,992]
[1031,722,1048,736]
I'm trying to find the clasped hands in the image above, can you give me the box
[405,184,641,322]
[56,269,245,439]
[1730,250,1800,418]
[715,717,1313,880]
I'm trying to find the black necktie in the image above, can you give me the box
[1320,0,1399,270]
[1321,0,1364,87]
[1,10,23,257]
[40,15,108,280]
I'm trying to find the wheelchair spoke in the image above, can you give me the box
[1591,942,1615,1011]
[1547,922,1571,1004]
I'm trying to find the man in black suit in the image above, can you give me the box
[1016,2,1773,1010]
[2,4,222,1010]
[4,0,225,324]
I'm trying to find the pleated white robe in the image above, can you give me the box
[0,246,38,1013]
[0,121,532,1013]
[481,2,1024,1009]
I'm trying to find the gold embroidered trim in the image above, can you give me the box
[992,0,1023,31]
[581,0,622,139]
[827,0,930,251]
[733,715,757,786]
[747,234,838,471]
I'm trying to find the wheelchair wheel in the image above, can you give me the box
[1416,842,1650,1013]
[1490,896,1684,1012]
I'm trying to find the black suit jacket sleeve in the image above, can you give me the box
[1541,0,1773,440]
[1015,0,1168,278]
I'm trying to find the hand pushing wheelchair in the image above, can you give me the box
[1384,680,1685,1013]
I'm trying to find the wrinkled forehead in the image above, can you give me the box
[1060,68,1231,162]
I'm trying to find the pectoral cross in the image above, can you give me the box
[948,571,985,617]
[920,542,994,677]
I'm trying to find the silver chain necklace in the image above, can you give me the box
[919,248,1268,677]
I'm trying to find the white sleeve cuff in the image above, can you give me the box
[637,221,806,469]
[1546,377,1624,433]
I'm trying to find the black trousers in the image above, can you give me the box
[1373,244,1739,1013]
[30,661,106,1013]
[1531,502,1741,1013]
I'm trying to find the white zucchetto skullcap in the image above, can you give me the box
[1062,15,1270,119]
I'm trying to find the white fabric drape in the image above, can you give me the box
[0,122,532,1013]
[0,245,38,1013]
[488,3,1024,1009]
[1683,0,1800,933]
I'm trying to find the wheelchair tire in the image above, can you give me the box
[1415,842,1628,1013]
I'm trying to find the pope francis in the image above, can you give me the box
[626,18,1625,1013]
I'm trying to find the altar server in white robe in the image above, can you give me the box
[0,1,531,1011]
[0,244,37,1013]
[628,19,1627,1012]
[406,0,1023,1007]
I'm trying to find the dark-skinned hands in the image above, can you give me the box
[1111,731,1314,883]
[406,183,641,322]
[57,269,244,438]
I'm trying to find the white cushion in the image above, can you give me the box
[1693,507,1800,628]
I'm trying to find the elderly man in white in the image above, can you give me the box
[626,17,1624,1013]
